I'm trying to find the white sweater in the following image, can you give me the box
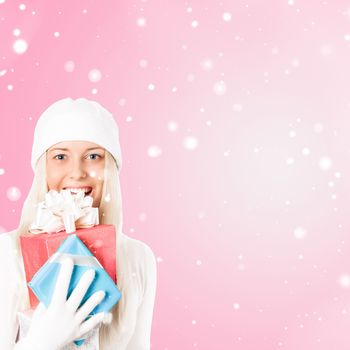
[0,230,157,350]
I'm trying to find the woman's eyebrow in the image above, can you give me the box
[48,147,104,152]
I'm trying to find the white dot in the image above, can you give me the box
[213,80,227,95]
[222,12,232,22]
[119,98,127,106]
[233,303,240,310]
[147,145,162,158]
[89,170,96,177]
[206,120,212,126]
[183,136,198,150]
[328,181,335,187]
[19,4,26,10]
[302,147,310,155]
[313,123,323,133]
[187,7,192,13]
[320,45,332,56]
[334,172,341,179]
[187,73,195,82]
[191,20,199,28]
[339,274,350,288]
[0,168,4,175]
[345,34,350,41]
[7,187,21,201]
[0,69,7,77]
[286,157,294,165]
[318,156,332,171]
[13,28,21,37]
[139,59,148,68]
[233,104,243,112]
[196,259,202,266]
[200,58,213,71]
[126,115,133,122]
[197,211,205,219]
[13,38,28,54]
[7,84,13,91]
[0,0,6,4]
[288,0,295,5]
[156,256,163,263]
[91,88,98,95]
[137,17,146,27]
[289,130,296,137]
[191,320,197,325]
[82,9,87,14]
[64,60,75,72]
[53,31,60,37]
[148,83,155,91]
[139,212,147,221]
[167,121,178,132]
[88,69,102,83]
[294,226,306,239]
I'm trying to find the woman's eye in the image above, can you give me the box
[54,154,66,160]
[88,153,101,160]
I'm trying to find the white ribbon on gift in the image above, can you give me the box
[29,189,99,234]
[49,252,103,269]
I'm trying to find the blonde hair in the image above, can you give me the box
[16,150,131,345]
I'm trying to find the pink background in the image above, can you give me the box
[1,0,350,349]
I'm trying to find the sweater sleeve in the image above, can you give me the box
[0,232,28,350]
[125,241,157,350]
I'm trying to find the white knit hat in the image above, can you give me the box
[31,97,122,172]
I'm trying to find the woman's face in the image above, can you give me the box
[46,141,105,207]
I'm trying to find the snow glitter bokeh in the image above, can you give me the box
[2,1,350,349]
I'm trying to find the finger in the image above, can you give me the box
[66,269,95,312]
[51,257,74,306]
[75,312,106,340]
[75,290,105,324]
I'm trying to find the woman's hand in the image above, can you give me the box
[19,257,110,350]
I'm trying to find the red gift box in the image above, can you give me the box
[20,224,117,308]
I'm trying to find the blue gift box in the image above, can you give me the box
[28,234,122,346]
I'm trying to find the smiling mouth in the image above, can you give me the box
[63,187,93,196]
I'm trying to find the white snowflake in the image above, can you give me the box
[213,80,227,95]
[222,12,232,22]
[167,121,178,132]
[13,38,28,54]
[64,60,75,72]
[294,226,306,239]
[13,28,21,37]
[137,17,146,27]
[7,187,21,201]
[183,136,198,150]
[318,156,332,171]
[88,69,102,82]
[147,145,162,158]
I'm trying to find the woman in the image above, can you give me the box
[0,97,157,349]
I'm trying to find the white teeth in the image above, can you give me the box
[64,187,92,194]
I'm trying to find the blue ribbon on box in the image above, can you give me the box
[28,234,122,346]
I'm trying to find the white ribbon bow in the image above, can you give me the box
[29,189,99,234]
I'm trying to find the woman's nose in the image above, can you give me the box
[69,160,87,179]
